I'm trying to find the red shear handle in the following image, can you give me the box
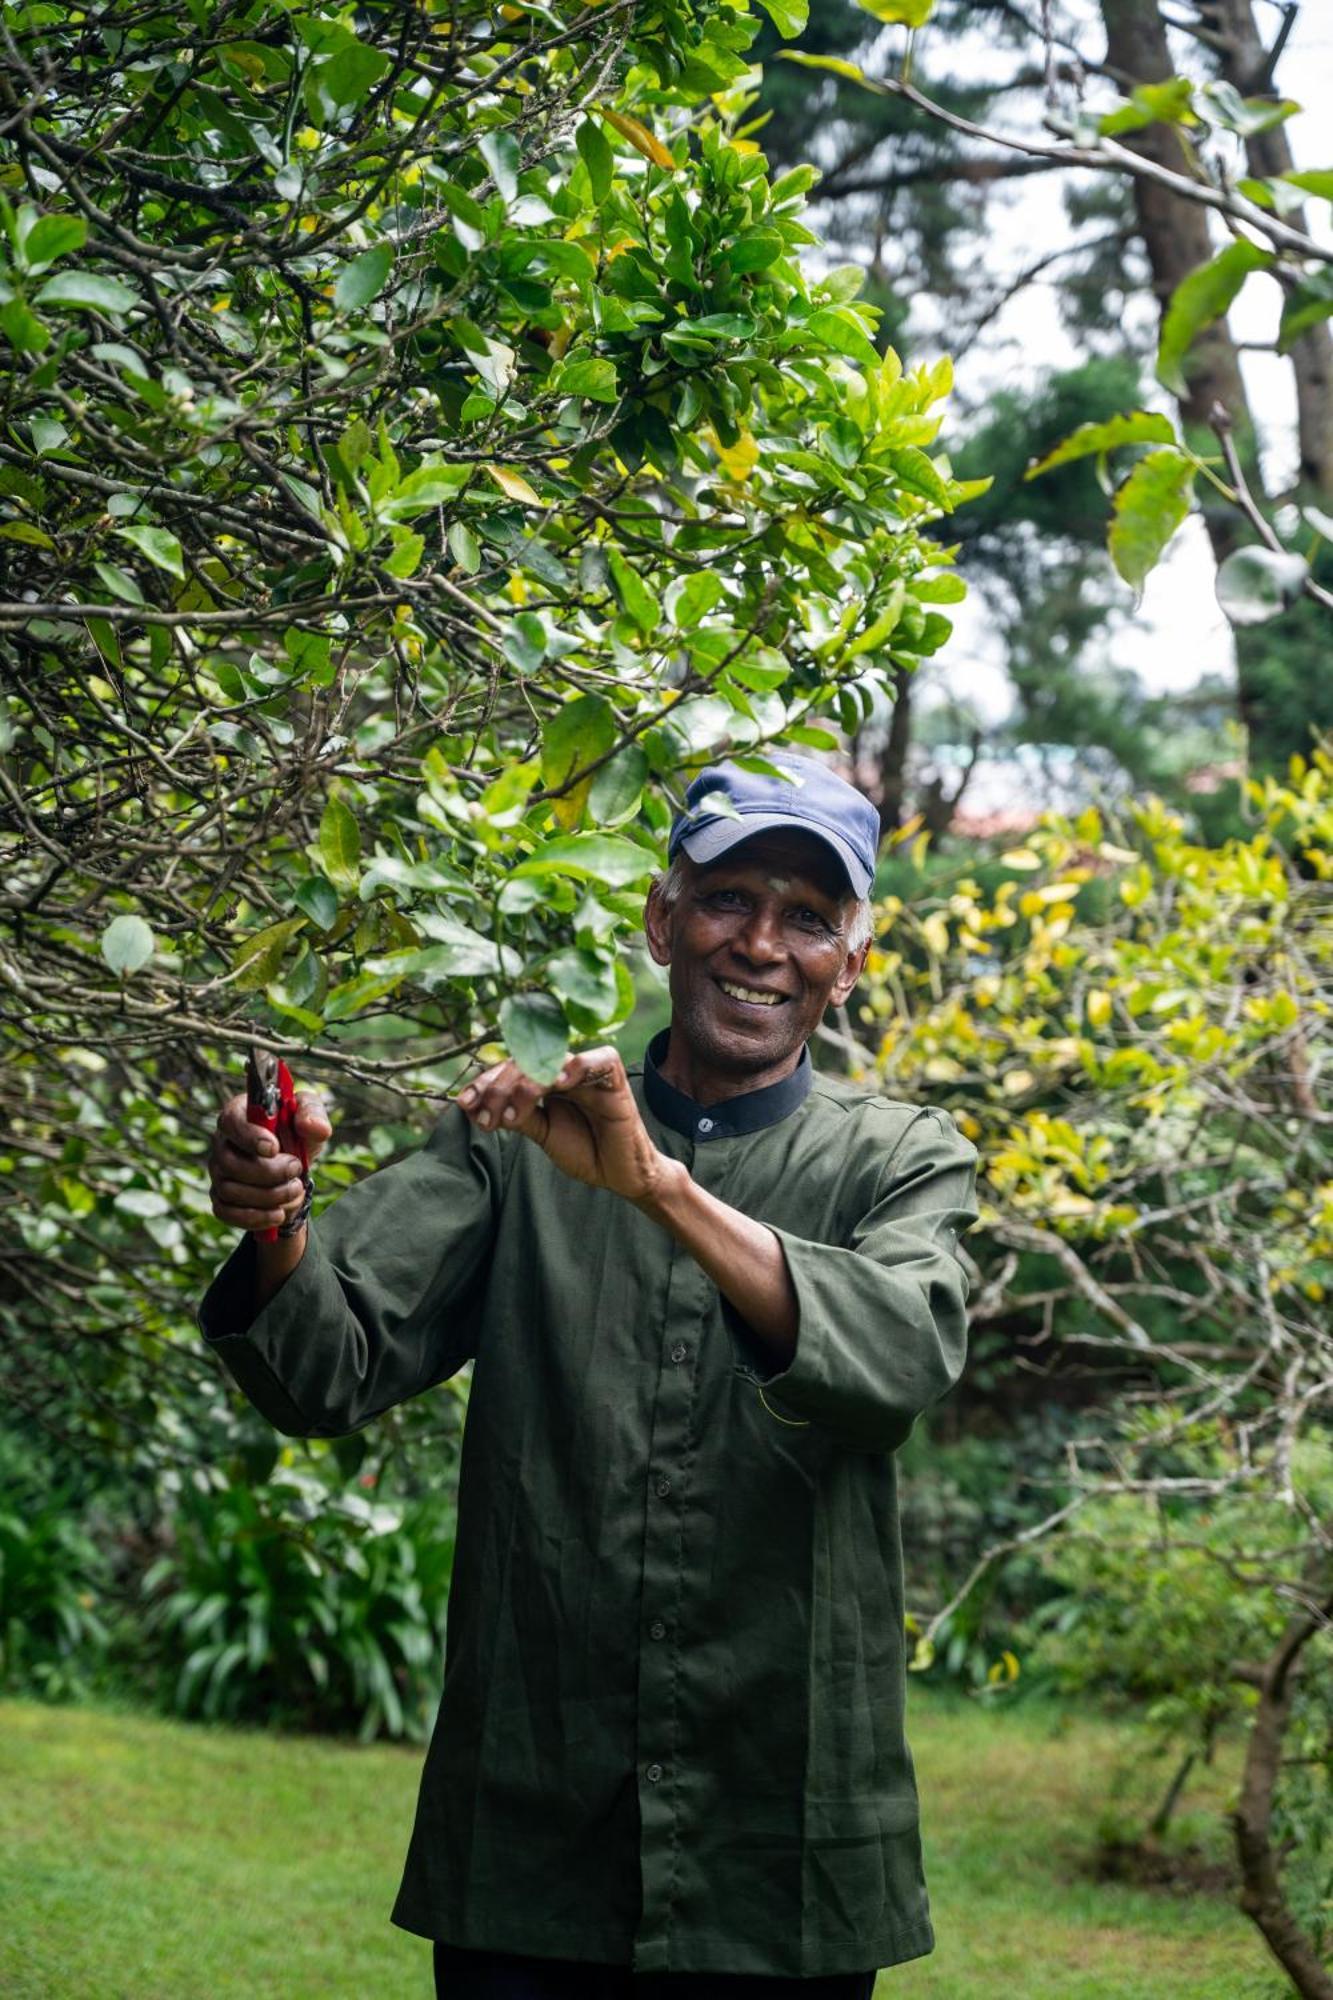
[245,1046,309,1244]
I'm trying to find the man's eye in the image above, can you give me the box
[795,907,831,929]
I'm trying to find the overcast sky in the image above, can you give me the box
[878,1,1333,741]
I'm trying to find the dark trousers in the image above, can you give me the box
[433,1942,877,1999]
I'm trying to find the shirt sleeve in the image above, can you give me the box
[196,1104,506,1439]
[743,1105,980,1454]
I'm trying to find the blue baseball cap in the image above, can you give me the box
[668,753,880,898]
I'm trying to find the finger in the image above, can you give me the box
[214,1174,306,1212]
[492,1071,549,1132]
[457,1062,518,1127]
[551,1047,625,1094]
[213,1137,302,1187]
[293,1090,333,1143]
[219,1094,279,1157]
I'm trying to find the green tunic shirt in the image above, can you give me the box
[198,1030,980,1978]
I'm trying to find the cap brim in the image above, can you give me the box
[679,813,872,899]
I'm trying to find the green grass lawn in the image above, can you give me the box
[0,1689,1289,1999]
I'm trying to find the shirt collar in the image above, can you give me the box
[641,1027,813,1143]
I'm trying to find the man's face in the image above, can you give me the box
[643,829,869,1078]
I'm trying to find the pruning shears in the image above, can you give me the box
[245,1044,309,1245]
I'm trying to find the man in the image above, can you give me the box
[200,753,980,2000]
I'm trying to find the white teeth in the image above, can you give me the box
[719,981,783,1006]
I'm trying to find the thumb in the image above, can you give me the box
[294,1090,333,1148]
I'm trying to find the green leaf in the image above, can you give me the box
[0,299,49,353]
[293,877,340,929]
[35,271,138,315]
[385,530,424,579]
[1199,80,1298,138]
[545,947,619,1023]
[728,228,784,274]
[855,0,934,21]
[100,914,155,975]
[232,917,306,990]
[513,833,658,887]
[756,0,809,35]
[607,549,660,633]
[1108,450,1196,593]
[588,745,648,826]
[575,120,613,203]
[1098,78,1195,137]
[318,40,390,111]
[779,51,878,87]
[385,460,471,516]
[542,694,616,790]
[319,795,362,890]
[1025,410,1179,479]
[113,525,185,579]
[667,571,725,628]
[892,447,953,512]
[92,560,145,605]
[334,243,394,312]
[365,934,501,986]
[1215,546,1308,626]
[1156,241,1270,394]
[1280,170,1333,203]
[499,992,569,1087]
[479,130,520,205]
[556,356,619,403]
[448,521,481,573]
[24,214,87,269]
[1279,271,1333,352]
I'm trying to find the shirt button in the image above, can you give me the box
[670,1343,688,1364]
[697,1117,713,1134]
[650,1619,667,1640]
[655,1476,672,1498]
[646,1762,664,1784]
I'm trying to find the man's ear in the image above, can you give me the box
[829,939,869,1007]
[643,877,673,968]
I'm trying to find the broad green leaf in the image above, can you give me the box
[293,877,339,929]
[1108,450,1196,592]
[588,745,648,826]
[1281,170,1333,203]
[667,571,725,628]
[365,936,500,986]
[1098,78,1195,137]
[385,530,424,578]
[779,50,879,87]
[334,243,393,312]
[608,548,660,633]
[556,356,619,403]
[1199,80,1298,138]
[728,228,784,274]
[1215,546,1308,626]
[575,120,613,202]
[387,460,471,514]
[545,947,619,1023]
[855,0,934,21]
[893,447,953,512]
[499,991,569,1085]
[92,560,146,605]
[478,130,520,204]
[317,40,389,110]
[0,299,49,352]
[756,0,809,35]
[448,520,481,573]
[319,795,362,889]
[513,833,658,887]
[1279,271,1333,352]
[24,214,87,269]
[35,271,138,314]
[1157,241,1270,394]
[232,916,306,990]
[1026,410,1178,480]
[113,525,185,579]
[101,914,155,975]
[541,696,616,827]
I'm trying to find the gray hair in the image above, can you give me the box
[651,855,874,954]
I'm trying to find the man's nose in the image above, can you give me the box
[733,906,784,962]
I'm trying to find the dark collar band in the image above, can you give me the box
[642,1028,812,1142]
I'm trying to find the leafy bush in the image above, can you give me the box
[140,1469,456,1742]
[0,1430,109,1700]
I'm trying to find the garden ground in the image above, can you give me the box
[0,1688,1286,1999]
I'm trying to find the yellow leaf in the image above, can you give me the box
[999,847,1042,870]
[507,573,528,605]
[487,463,542,506]
[710,426,759,481]
[1086,989,1112,1028]
[600,106,676,171]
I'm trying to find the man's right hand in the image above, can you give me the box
[208,1087,334,1235]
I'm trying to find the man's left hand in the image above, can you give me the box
[453,1048,671,1206]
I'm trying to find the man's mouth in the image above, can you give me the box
[716,979,788,1009]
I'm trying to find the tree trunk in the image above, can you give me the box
[1233,1574,1333,2000]
[1098,0,1270,750]
[1209,0,1333,496]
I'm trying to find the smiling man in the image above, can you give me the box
[198,753,980,2000]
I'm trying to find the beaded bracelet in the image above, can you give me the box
[277,1171,314,1238]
